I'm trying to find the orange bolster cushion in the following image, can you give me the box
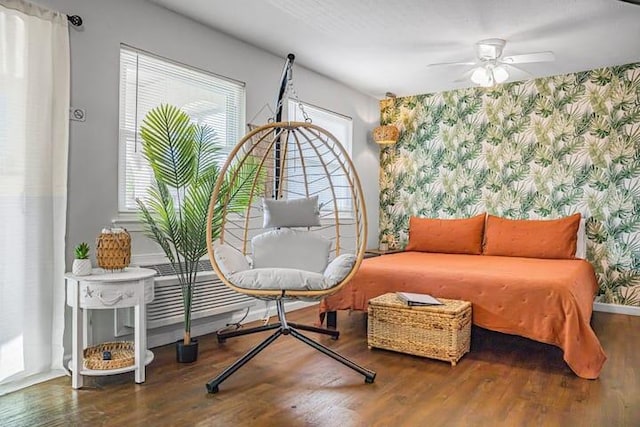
[406,214,485,255]
[483,213,581,259]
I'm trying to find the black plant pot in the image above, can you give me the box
[176,338,199,363]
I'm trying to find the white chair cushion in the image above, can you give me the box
[323,254,356,287]
[229,268,333,291]
[214,244,251,278]
[263,196,321,228]
[251,228,331,273]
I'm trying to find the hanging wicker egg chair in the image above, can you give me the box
[204,121,374,393]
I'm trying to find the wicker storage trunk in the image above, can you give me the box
[368,293,472,366]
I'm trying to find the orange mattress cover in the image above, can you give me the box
[320,251,606,379]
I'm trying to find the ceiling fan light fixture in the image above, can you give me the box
[470,64,509,87]
[470,67,491,86]
[493,65,509,83]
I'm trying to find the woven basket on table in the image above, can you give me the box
[83,341,135,370]
[96,229,131,270]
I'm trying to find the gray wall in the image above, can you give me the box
[34,0,380,348]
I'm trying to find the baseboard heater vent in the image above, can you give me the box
[123,262,256,330]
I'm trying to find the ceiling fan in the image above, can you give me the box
[427,38,555,87]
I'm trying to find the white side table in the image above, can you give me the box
[65,267,156,389]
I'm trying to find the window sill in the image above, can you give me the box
[112,213,145,232]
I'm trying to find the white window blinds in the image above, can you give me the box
[287,100,353,214]
[118,46,245,211]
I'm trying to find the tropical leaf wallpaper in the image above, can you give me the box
[379,62,640,306]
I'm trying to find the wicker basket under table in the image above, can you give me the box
[367,293,472,366]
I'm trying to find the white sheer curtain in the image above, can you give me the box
[0,0,69,395]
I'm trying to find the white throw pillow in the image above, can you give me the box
[230,268,331,291]
[252,228,331,273]
[323,253,356,287]
[214,244,251,278]
[263,196,321,228]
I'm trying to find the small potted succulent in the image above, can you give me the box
[72,242,93,276]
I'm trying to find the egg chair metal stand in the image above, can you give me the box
[206,300,374,394]
[204,118,376,393]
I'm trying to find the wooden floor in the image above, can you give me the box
[1,308,639,427]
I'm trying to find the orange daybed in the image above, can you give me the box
[320,214,607,379]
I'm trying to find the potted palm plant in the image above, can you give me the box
[137,104,257,363]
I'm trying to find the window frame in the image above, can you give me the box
[117,44,246,214]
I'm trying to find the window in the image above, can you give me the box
[118,45,245,212]
[287,99,353,215]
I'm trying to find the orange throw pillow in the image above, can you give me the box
[483,213,581,259]
[405,214,485,255]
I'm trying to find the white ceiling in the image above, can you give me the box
[151,0,640,98]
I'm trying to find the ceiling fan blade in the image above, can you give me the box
[501,51,555,64]
[502,64,533,79]
[427,61,477,68]
[453,69,476,83]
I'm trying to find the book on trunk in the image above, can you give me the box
[396,292,443,307]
